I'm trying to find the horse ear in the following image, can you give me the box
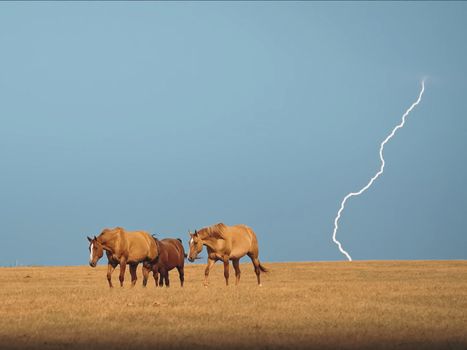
[194,230,198,235]
[93,236,97,240]
[87,236,92,242]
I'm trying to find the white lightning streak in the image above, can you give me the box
[89,243,94,262]
[332,80,426,261]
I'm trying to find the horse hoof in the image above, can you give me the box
[259,284,263,287]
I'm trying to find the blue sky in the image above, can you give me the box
[1,2,466,265]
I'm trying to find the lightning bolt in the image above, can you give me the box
[332,80,426,261]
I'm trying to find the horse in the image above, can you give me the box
[87,227,158,288]
[143,237,186,288]
[187,223,268,286]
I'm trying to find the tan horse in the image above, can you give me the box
[188,223,268,286]
[87,227,158,288]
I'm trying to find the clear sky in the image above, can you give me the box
[1,2,466,266]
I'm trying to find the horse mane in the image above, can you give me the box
[199,223,227,240]
[98,227,124,246]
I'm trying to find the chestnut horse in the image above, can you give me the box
[188,223,268,286]
[87,227,158,288]
[143,237,186,288]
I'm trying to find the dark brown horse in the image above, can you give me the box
[87,227,158,288]
[188,223,268,287]
[143,237,186,287]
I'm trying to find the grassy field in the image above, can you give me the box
[0,260,466,349]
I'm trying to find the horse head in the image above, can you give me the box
[87,235,104,267]
[187,230,203,262]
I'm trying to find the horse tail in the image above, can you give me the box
[259,262,269,273]
[246,227,268,273]
[176,238,188,258]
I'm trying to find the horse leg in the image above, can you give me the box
[107,262,117,288]
[165,270,170,288]
[248,253,262,286]
[142,263,150,287]
[129,263,138,287]
[154,273,159,286]
[119,259,127,287]
[153,268,159,287]
[176,266,184,287]
[158,267,166,287]
[223,258,230,286]
[204,258,216,287]
[232,259,241,286]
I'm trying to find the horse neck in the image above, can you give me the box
[200,232,224,252]
[99,230,122,255]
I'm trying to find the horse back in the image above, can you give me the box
[125,230,158,263]
[228,225,256,258]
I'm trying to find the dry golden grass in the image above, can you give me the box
[0,260,466,349]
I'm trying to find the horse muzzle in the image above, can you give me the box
[188,257,194,263]
[89,261,97,268]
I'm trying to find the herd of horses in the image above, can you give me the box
[87,223,268,287]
